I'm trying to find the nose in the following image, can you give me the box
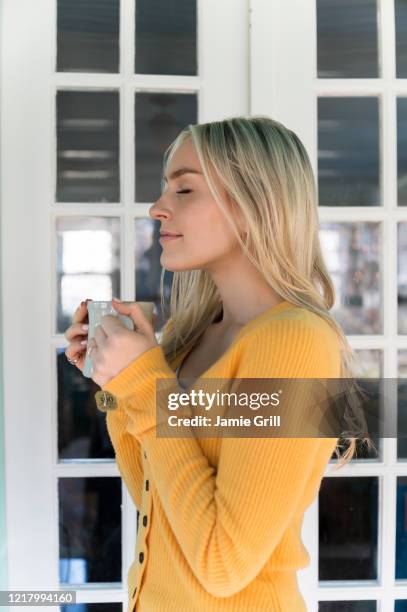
[149,197,171,221]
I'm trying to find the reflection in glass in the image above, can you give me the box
[55,216,120,334]
[318,602,376,612]
[57,348,115,460]
[61,605,122,612]
[318,97,380,206]
[396,477,407,578]
[398,351,407,460]
[398,100,407,206]
[57,91,120,202]
[320,222,381,334]
[135,218,173,332]
[317,0,379,78]
[399,225,407,332]
[395,0,407,78]
[319,476,378,580]
[135,92,197,203]
[135,0,197,75]
[59,477,121,584]
[57,0,119,73]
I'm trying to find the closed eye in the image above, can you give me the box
[176,190,191,195]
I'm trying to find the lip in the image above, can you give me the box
[160,230,183,237]
[159,235,183,243]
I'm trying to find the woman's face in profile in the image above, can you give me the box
[149,138,244,273]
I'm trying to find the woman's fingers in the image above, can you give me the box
[64,321,89,342]
[72,301,88,324]
[64,299,92,370]
[64,301,90,341]
[65,339,88,371]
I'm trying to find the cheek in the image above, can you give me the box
[186,201,237,248]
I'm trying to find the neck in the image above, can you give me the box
[207,252,284,328]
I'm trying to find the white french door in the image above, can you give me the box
[0,0,248,608]
[250,0,407,610]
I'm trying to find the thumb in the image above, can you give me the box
[112,299,154,336]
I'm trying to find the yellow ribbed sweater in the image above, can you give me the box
[101,300,340,611]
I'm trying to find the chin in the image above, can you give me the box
[160,255,208,273]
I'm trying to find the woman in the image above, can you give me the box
[64,116,373,611]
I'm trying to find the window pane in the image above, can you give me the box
[57,0,119,73]
[396,476,407,578]
[59,477,121,584]
[353,349,382,378]
[57,91,120,203]
[135,218,173,331]
[395,0,407,78]
[135,92,197,203]
[317,0,379,78]
[397,100,407,206]
[56,347,114,460]
[135,0,197,75]
[398,351,407,460]
[320,222,381,334]
[351,349,383,461]
[55,216,121,335]
[399,223,407,331]
[319,476,378,580]
[318,97,380,206]
[318,602,376,612]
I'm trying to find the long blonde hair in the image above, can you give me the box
[157,115,376,469]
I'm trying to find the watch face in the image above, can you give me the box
[94,390,118,412]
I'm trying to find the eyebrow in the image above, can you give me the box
[163,167,202,183]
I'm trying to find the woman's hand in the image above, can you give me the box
[64,299,92,373]
[88,299,159,387]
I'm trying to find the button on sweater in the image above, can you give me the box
[101,300,341,611]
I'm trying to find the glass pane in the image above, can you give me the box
[135,0,197,75]
[62,604,122,612]
[398,351,407,459]
[399,224,407,332]
[319,222,381,334]
[135,92,197,203]
[135,218,173,331]
[55,216,121,335]
[318,97,380,206]
[59,477,121,584]
[396,476,407,578]
[319,476,378,580]
[57,91,120,203]
[396,602,407,612]
[398,100,407,206]
[395,0,407,78]
[57,347,115,460]
[57,0,119,73]
[318,602,376,612]
[353,349,382,378]
[351,349,383,461]
[317,0,379,78]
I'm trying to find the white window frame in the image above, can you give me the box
[0,0,249,607]
[251,0,407,610]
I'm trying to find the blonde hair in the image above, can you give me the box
[157,115,376,469]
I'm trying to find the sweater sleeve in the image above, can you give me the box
[101,318,340,598]
[105,400,144,510]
